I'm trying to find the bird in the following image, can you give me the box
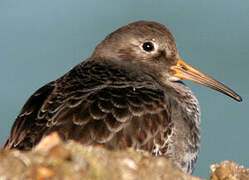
[4,21,242,174]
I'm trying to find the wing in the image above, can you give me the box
[47,86,172,150]
[5,60,173,152]
[4,82,55,150]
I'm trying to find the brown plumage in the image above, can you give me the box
[4,21,242,174]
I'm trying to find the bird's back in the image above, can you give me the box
[4,59,166,147]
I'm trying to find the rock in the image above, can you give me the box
[0,133,247,180]
[210,161,249,180]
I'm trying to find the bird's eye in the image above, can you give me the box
[142,42,154,52]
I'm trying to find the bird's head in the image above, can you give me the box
[92,21,242,102]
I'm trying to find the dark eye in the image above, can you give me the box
[142,42,154,52]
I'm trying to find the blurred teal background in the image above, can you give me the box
[0,0,248,177]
